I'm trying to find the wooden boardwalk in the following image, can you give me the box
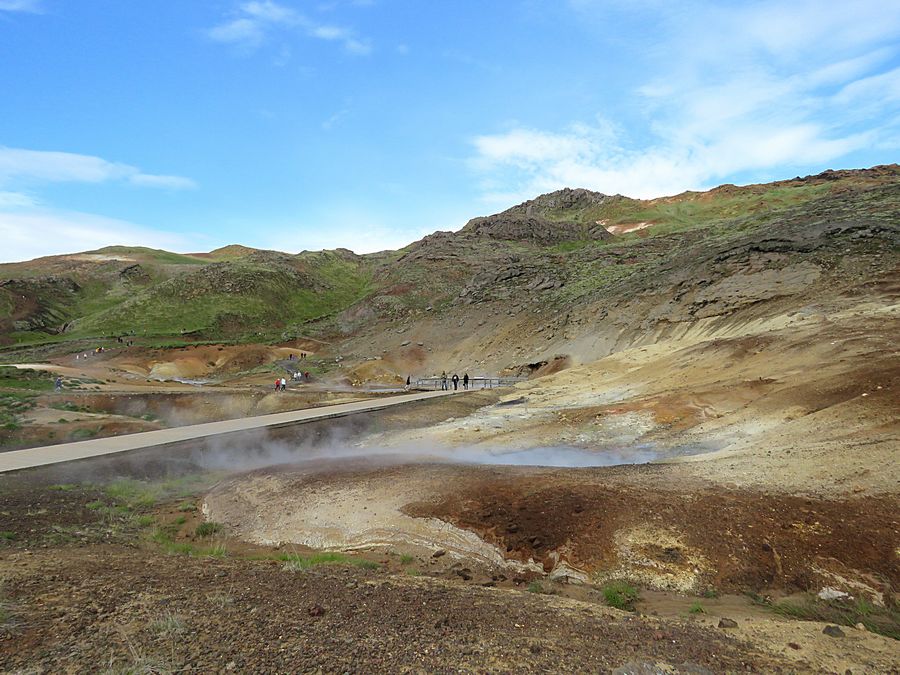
[0,390,454,473]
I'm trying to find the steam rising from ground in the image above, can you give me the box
[192,429,666,474]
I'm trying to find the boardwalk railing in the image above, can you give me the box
[415,376,526,390]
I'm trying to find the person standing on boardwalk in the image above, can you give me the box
[451,373,459,391]
[441,371,448,390]
[463,373,469,390]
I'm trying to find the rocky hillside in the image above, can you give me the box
[1,165,898,375]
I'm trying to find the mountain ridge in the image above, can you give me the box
[1,165,898,371]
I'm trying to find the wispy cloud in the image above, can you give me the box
[0,0,42,13]
[0,208,193,263]
[208,1,371,55]
[0,147,197,190]
[471,1,900,202]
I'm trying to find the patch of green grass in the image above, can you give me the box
[173,515,186,526]
[150,525,226,558]
[688,601,705,614]
[701,587,719,599]
[280,552,379,572]
[48,483,79,492]
[526,581,543,593]
[135,515,155,528]
[0,366,54,391]
[0,531,15,541]
[769,594,900,640]
[176,502,197,512]
[195,521,223,538]
[602,581,639,611]
[399,554,415,565]
[0,388,39,429]
[104,479,160,509]
[205,543,227,558]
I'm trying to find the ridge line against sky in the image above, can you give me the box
[1,0,898,263]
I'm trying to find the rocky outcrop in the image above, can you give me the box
[461,214,611,245]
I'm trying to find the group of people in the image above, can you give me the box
[274,371,312,391]
[440,371,470,391]
[288,353,309,361]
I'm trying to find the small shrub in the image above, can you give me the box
[526,581,543,593]
[0,531,15,541]
[602,581,639,611]
[688,601,705,614]
[176,502,197,512]
[195,522,223,538]
[399,554,414,565]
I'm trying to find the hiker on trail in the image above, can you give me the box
[406,375,411,388]
[274,378,280,392]
[463,373,469,390]
[280,377,287,391]
[441,371,448,390]
[452,373,460,391]
[54,376,62,391]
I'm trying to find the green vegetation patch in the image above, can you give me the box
[602,581,639,611]
[195,522,223,538]
[0,366,54,391]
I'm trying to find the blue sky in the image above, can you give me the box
[1,0,898,262]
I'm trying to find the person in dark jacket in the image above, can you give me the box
[451,373,459,390]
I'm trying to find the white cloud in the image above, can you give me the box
[471,1,900,202]
[0,147,197,190]
[0,208,193,263]
[0,0,42,12]
[207,1,371,55]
